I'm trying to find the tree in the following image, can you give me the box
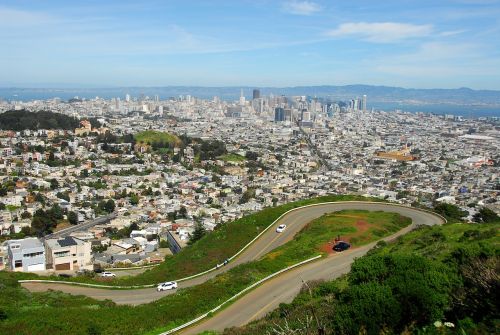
[47,204,64,222]
[104,199,115,213]
[34,192,46,205]
[473,207,499,223]
[188,222,206,245]
[129,194,139,205]
[159,239,170,248]
[434,202,467,220]
[0,202,5,210]
[67,211,78,225]
[245,151,259,161]
[49,178,59,190]
[31,215,51,236]
[179,205,188,218]
[239,187,255,204]
[56,191,70,202]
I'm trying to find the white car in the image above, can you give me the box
[100,272,116,278]
[157,281,178,292]
[276,224,286,233]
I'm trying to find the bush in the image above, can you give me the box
[348,254,458,331]
[159,239,170,248]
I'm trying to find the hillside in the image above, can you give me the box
[0,110,79,131]
[133,130,181,147]
[222,222,500,335]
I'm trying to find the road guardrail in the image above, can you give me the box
[158,255,323,335]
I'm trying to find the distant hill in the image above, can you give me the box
[0,110,79,131]
[1,85,500,105]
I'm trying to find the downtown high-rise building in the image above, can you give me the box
[252,89,260,100]
[274,107,285,122]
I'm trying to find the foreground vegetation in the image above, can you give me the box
[40,195,384,286]
[0,204,406,335]
[222,221,500,335]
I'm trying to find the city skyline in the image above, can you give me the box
[1,0,500,89]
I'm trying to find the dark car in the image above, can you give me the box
[333,241,351,252]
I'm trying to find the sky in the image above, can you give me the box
[1,0,500,89]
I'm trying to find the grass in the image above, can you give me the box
[220,153,246,162]
[134,130,180,146]
[284,210,412,255]
[36,195,386,286]
[220,221,500,335]
[0,205,407,335]
[368,220,500,261]
[5,205,20,212]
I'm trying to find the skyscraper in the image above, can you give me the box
[252,89,260,100]
[362,95,367,112]
[239,89,246,105]
[274,107,285,122]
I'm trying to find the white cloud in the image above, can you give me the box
[326,22,433,43]
[439,29,466,37]
[282,1,322,16]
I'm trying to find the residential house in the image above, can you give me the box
[6,238,46,272]
[45,236,93,271]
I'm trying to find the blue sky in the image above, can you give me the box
[1,0,500,89]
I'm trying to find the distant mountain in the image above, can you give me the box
[1,85,500,106]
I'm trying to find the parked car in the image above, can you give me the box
[100,271,116,278]
[276,224,287,233]
[157,281,178,292]
[333,241,351,252]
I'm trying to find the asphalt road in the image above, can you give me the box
[23,202,444,312]
[44,213,117,240]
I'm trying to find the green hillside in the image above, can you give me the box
[222,222,500,335]
[0,203,404,335]
[134,130,180,146]
[38,195,382,286]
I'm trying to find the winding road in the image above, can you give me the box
[21,202,444,333]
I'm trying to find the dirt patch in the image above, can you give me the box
[355,220,369,233]
[319,220,371,254]
[54,221,71,232]
[319,241,336,254]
